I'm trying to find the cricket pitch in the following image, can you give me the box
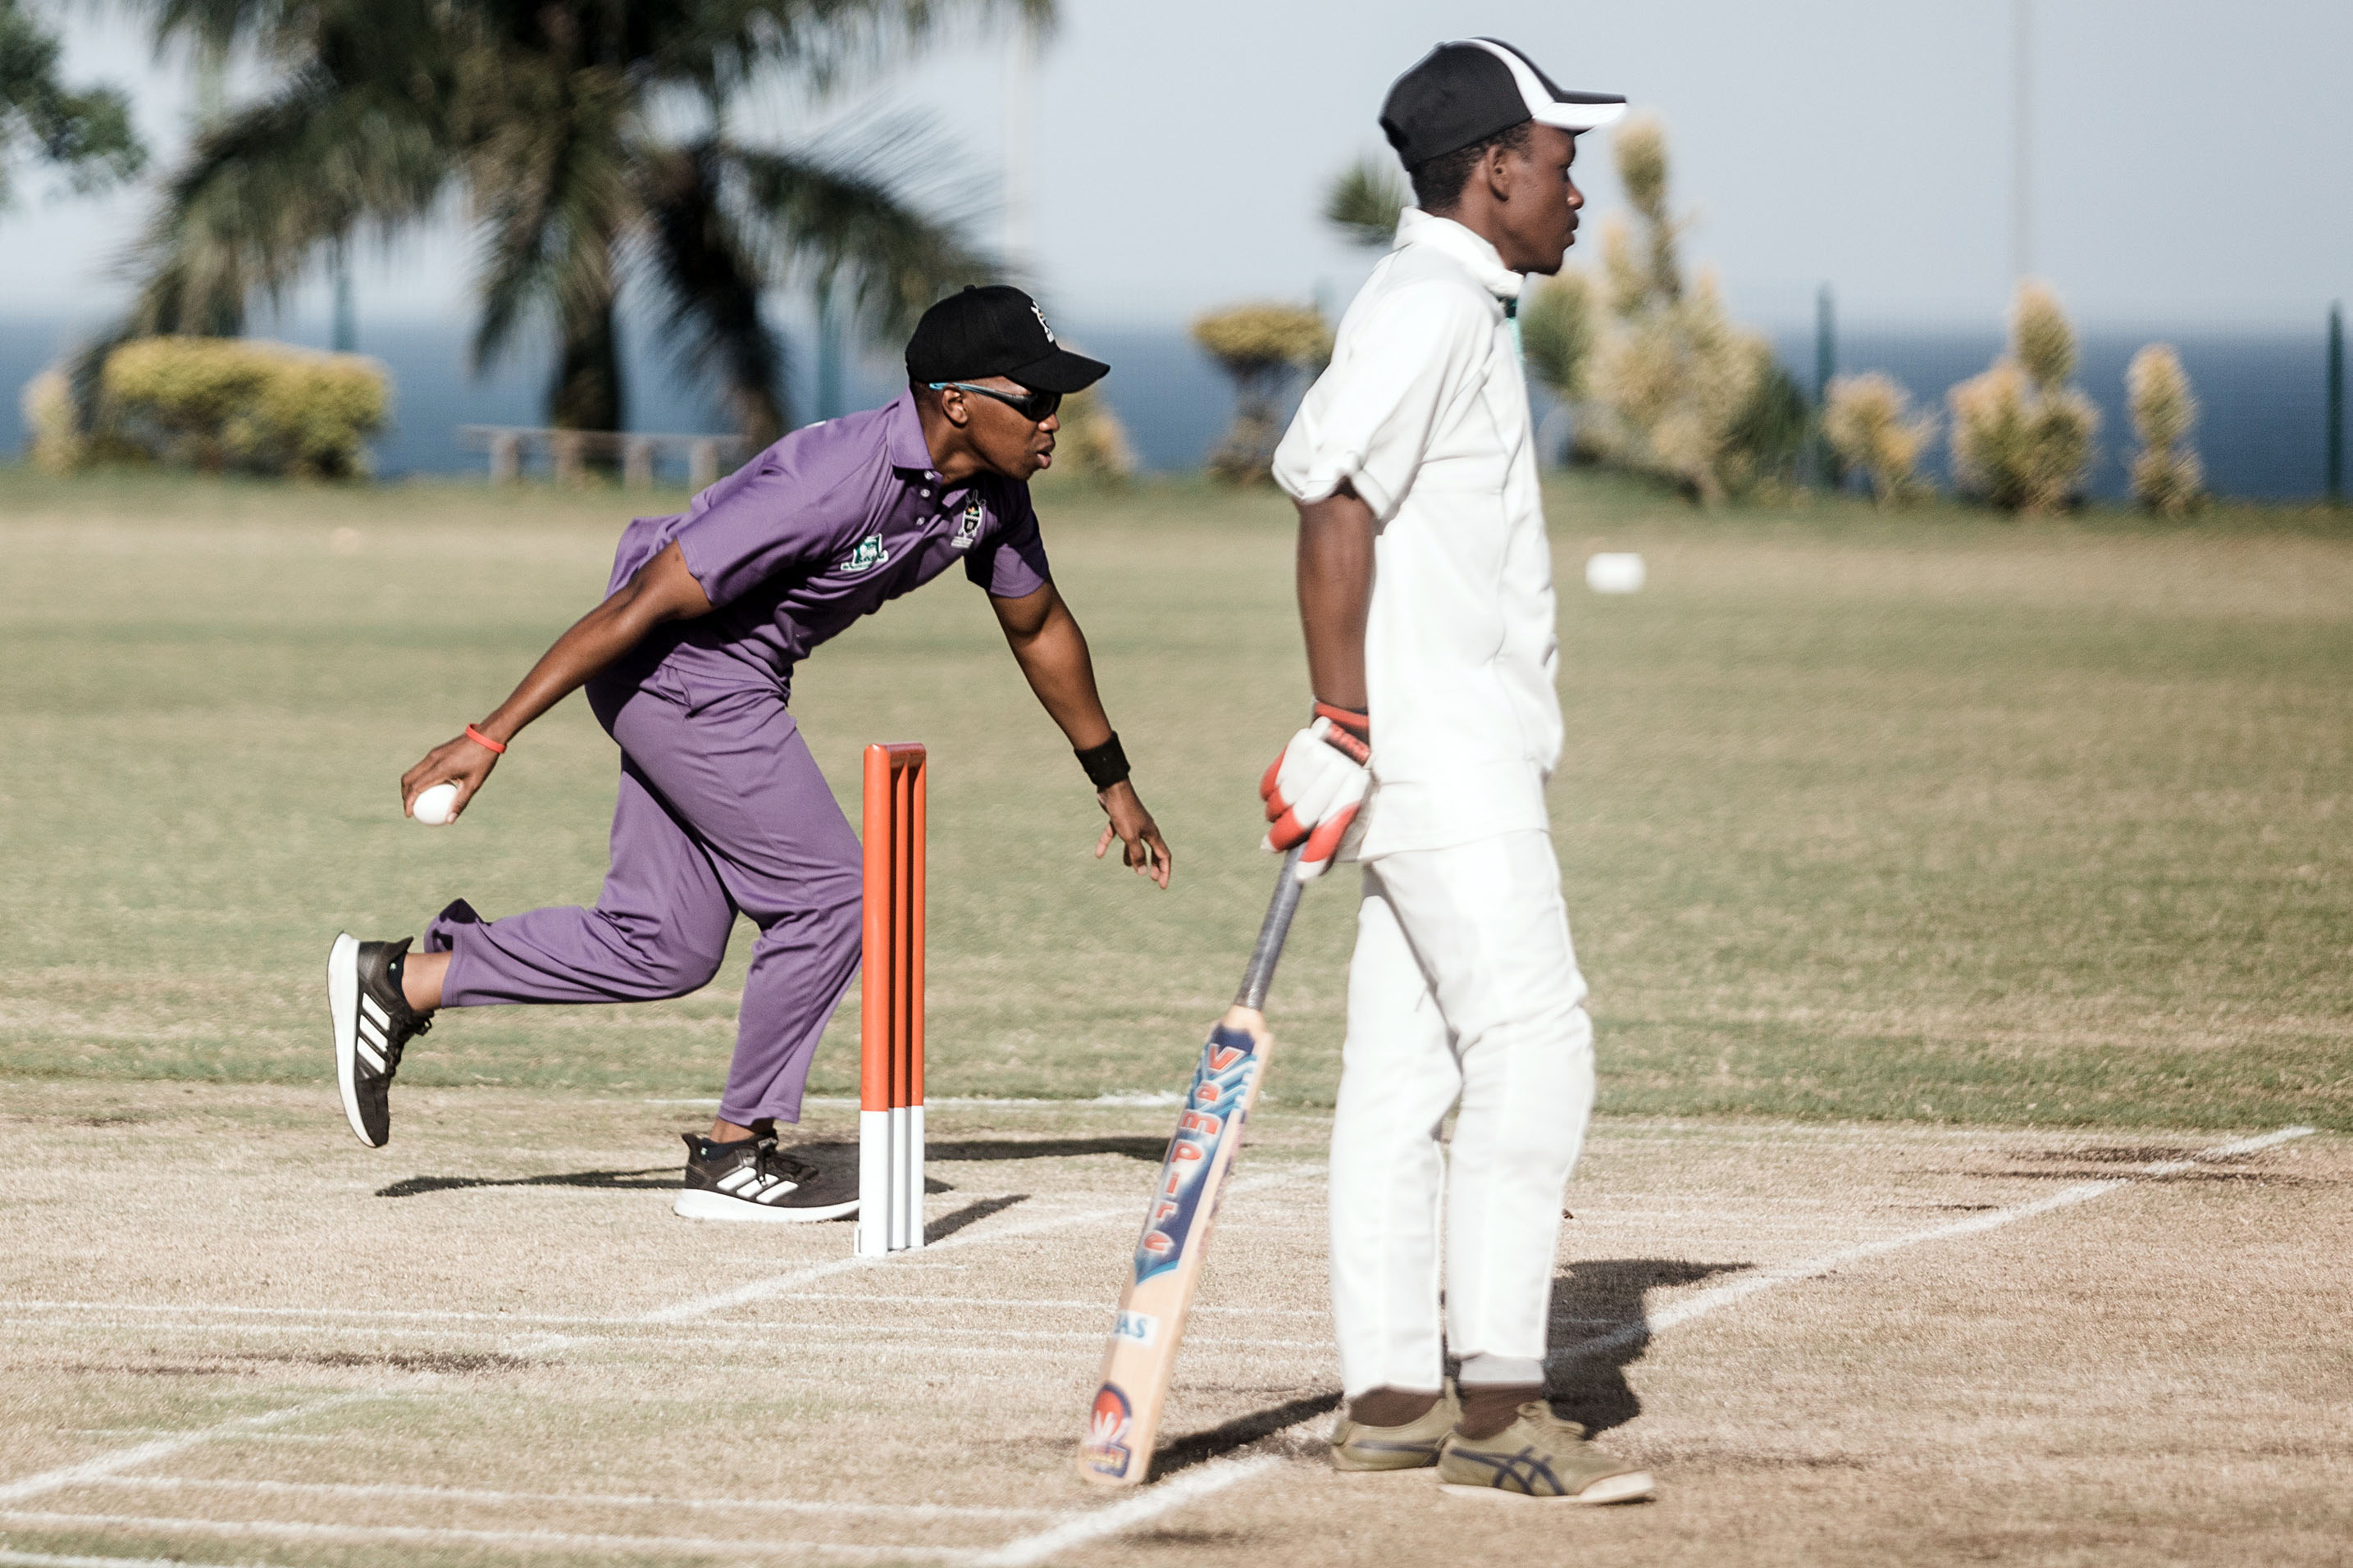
[2,1080,2346,1566]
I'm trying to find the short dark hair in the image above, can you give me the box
[1408,119,1532,212]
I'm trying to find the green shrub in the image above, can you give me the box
[19,367,83,473]
[2125,343,2205,516]
[1575,116,1798,503]
[92,335,390,478]
[1192,303,1331,485]
[1946,284,2100,513]
[1824,372,1937,507]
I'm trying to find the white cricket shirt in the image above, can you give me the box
[1272,207,1560,858]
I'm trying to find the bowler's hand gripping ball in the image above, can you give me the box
[412,781,461,826]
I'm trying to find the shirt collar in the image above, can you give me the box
[1393,207,1524,306]
[882,388,939,475]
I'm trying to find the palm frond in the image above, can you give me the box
[715,116,992,338]
[116,71,449,337]
[637,139,786,443]
[464,56,638,383]
[1323,155,1407,249]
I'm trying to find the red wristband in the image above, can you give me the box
[465,724,508,754]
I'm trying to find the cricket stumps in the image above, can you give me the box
[856,741,926,1257]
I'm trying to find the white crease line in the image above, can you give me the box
[965,1456,1280,1568]
[1561,1124,2319,1362]
[645,1167,1320,1326]
[2142,1124,2314,1172]
[0,1296,1331,1327]
[85,1476,1053,1520]
[0,1511,955,1562]
[0,1310,1325,1351]
[0,1320,1335,1360]
[972,1124,2318,1566]
[0,1551,213,1568]
[0,1394,381,1506]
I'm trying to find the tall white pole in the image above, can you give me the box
[2011,0,2032,283]
[1002,21,1037,280]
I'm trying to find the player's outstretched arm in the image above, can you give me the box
[988,581,1174,889]
[399,541,714,821]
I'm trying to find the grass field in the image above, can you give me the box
[4,467,2350,1567]
[1,467,2347,1128]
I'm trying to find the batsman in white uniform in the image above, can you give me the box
[1261,39,1656,1502]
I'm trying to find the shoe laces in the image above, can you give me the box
[750,1137,816,1187]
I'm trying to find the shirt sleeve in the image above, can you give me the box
[1272,280,1489,522]
[964,481,1052,598]
[668,448,869,609]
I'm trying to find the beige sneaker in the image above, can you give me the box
[1328,1387,1462,1472]
[1438,1402,1656,1502]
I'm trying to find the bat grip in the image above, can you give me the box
[1234,846,1308,1012]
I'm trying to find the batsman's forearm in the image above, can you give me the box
[1294,490,1376,713]
[1009,600,1115,751]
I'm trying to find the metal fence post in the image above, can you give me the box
[2328,301,2344,505]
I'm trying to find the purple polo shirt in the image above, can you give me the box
[606,390,1051,698]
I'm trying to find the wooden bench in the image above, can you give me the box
[458,426,753,489]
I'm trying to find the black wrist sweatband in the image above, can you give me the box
[1075,732,1130,791]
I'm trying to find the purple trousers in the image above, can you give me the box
[425,667,863,1127]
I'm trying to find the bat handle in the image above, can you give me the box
[1234,846,1308,1012]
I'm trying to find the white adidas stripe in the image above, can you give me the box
[360,996,390,1028]
[356,1042,385,1073]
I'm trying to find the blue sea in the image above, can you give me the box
[0,313,2337,500]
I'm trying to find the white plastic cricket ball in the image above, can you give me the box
[412,782,461,826]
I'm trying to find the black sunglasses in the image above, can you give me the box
[929,381,1061,422]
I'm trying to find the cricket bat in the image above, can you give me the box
[1078,845,1309,1485]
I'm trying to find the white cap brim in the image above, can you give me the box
[1462,37,1626,133]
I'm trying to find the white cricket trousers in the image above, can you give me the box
[1328,829,1595,1397]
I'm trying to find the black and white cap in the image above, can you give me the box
[905,284,1108,394]
[1379,38,1626,168]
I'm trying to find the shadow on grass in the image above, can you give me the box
[926,1192,1028,1243]
[376,1167,673,1198]
[1147,1258,1753,1478]
[1150,1391,1344,1480]
[1548,1257,1752,1434]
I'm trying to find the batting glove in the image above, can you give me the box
[1260,703,1370,882]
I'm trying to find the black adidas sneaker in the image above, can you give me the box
[327,933,432,1148]
[673,1134,860,1223]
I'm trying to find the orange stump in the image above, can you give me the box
[857,743,926,1255]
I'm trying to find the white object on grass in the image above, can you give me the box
[411,782,461,826]
[1585,552,1646,594]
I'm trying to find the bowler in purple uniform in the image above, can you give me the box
[326,286,1174,1222]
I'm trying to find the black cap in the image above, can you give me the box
[1379,38,1626,168]
[905,285,1109,394]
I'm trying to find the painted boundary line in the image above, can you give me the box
[0,1511,959,1563]
[0,1551,211,1568]
[82,1476,1052,1520]
[966,1124,2318,1567]
[0,1394,380,1508]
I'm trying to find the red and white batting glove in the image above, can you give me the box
[1260,703,1370,882]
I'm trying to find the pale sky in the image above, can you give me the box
[11,0,2351,332]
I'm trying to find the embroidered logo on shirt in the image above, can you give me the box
[950,499,985,550]
[836,533,891,575]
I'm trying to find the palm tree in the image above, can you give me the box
[109,0,1049,444]
[0,0,144,199]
